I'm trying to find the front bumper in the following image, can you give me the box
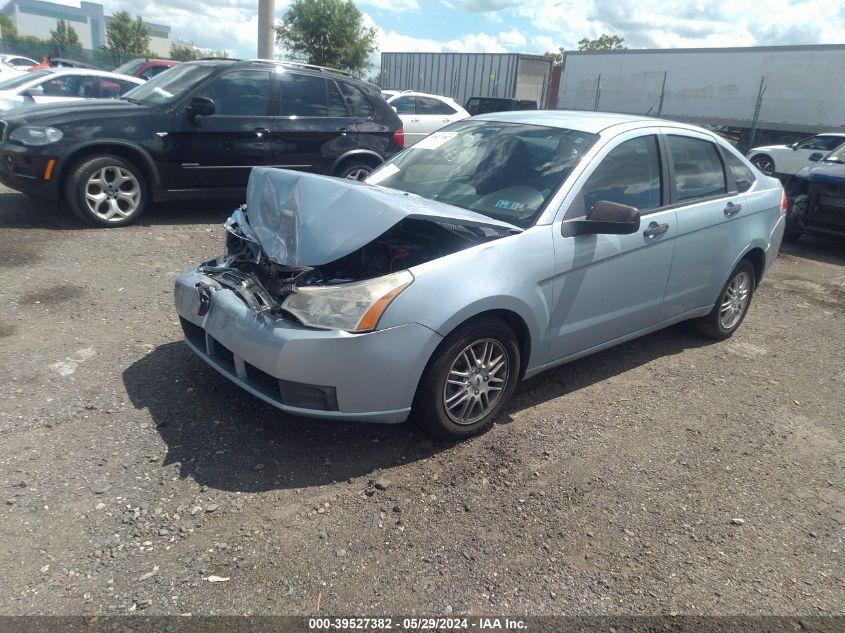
[0,142,58,199]
[174,267,443,423]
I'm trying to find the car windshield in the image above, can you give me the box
[0,70,51,90]
[113,59,146,76]
[366,120,599,228]
[121,64,216,106]
[822,144,845,163]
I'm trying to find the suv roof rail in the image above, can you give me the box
[248,58,357,78]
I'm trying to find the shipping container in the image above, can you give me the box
[557,44,845,148]
[380,52,554,109]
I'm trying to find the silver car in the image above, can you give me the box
[175,111,786,439]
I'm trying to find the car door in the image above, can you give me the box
[390,95,423,145]
[416,96,458,138]
[272,72,358,175]
[186,67,274,188]
[660,131,749,319]
[781,135,845,174]
[548,131,678,362]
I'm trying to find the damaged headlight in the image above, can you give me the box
[281,270,413,332]
[8,126,63,146]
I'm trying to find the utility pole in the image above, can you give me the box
[257,0,275,60]
[593,74,601,111]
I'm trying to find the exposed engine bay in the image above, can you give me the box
[199,207,510,313]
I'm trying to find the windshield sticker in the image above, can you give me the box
[414,132,457,151]
[495,199,528,213]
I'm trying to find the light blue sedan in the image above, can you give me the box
[175,111,785,439]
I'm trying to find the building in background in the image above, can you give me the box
[1,0,170,56]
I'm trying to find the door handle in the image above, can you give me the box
[724,202,742,216]
[643,222,669,237]
[254,127,270,139]
[337,127,349,135]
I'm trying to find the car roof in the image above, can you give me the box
[474,110,704,134]
[33,68,144,82]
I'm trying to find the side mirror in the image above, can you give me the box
[561,200,641,237]
[790,142,799,150]
[23,85,44,97]
[186,96,214,117]
[808,152,823,162]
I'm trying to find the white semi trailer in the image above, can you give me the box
[556,44,845,149]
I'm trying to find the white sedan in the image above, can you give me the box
[387,91,469,146]
[0,54,38,70]
[747,133,845,178]
[0,68,143,113]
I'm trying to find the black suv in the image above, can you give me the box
[0,59,404,226]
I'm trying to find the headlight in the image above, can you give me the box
[8,126,63,146]
[282,270,414,332]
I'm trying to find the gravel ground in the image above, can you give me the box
[0,188,842,617]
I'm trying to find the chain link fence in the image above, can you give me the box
[0,38,156,70]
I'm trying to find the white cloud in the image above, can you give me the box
[356,0,420,12]
[498,28,527,48]
[445,32,507,53]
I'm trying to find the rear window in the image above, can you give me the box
[668,135,727,202]
[722,150,755,193]
[418,97,455,115]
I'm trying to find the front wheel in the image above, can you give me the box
[65,155,147,227]
[335,162,375,181]
[749,154,775,176]
[412,317,520,439]
[694,260,756,340]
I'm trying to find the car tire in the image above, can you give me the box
[693,259,756,340]
[749,154,775,176]
[65,155,147,227]
[412,317,520,440]
[335,161,376,182]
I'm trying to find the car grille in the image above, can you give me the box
[178,317,338,411]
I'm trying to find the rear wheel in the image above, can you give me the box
[749,154,775,176]
[65,155,147,227]
[694,260,756,340]
[335,161,376,181]
[413,317,520,440]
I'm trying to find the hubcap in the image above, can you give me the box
[84,166,141,222]
[345,168,370,181]
[443,338,509,425]
[719,271,752,329]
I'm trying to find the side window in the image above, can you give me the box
[390,96,416,114]
[140,65,169,80]
[198,69,271,116]
[39,75,80,97]
[338,82,374,118]
[574,135,662,216]
[667,135,726,202]
[326,80,348,116]
[722,150,755,193]
[280,73,330,116]
[820,136,845,151]
[418,96,455,115]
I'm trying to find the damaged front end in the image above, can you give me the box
[198,168,520,332]
[786,164,845,240]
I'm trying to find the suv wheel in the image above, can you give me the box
[694,260,756,340]
[65,155,147,227]
[335,162,375,181]
[413,317,520,440]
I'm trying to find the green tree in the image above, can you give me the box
[276,0,377,75]
[50,20,82,50]
[577,34,627,51]
[170,42,229,61]
[0,14,20,40]
[105,11,152,64]
[544,47,564,65]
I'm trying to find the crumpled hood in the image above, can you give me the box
[237,167,521,267]
[793,162,845,185]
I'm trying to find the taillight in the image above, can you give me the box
[780,189,788,215]
[393,127,404,149]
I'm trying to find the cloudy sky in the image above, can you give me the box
[51,0,845,67]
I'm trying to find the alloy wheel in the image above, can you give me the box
[344,168,370,181]
[442,338,509,425]
[719,271,752,330]
[84,166,141,222]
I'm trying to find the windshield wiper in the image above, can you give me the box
[120,96,142,105]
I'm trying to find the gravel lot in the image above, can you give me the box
[0,187,842,617]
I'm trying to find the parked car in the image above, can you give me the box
[174,111,786,439]
[747,133,845,178]
[0,54,37,70]
[47,57,96,69]
[113,58,179,80]
[465,96,537,116]
[0,59,403,226]
[783,143,845,241]
[386,91,469,146]
[381,89,401,99]
[0,68,142,112]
